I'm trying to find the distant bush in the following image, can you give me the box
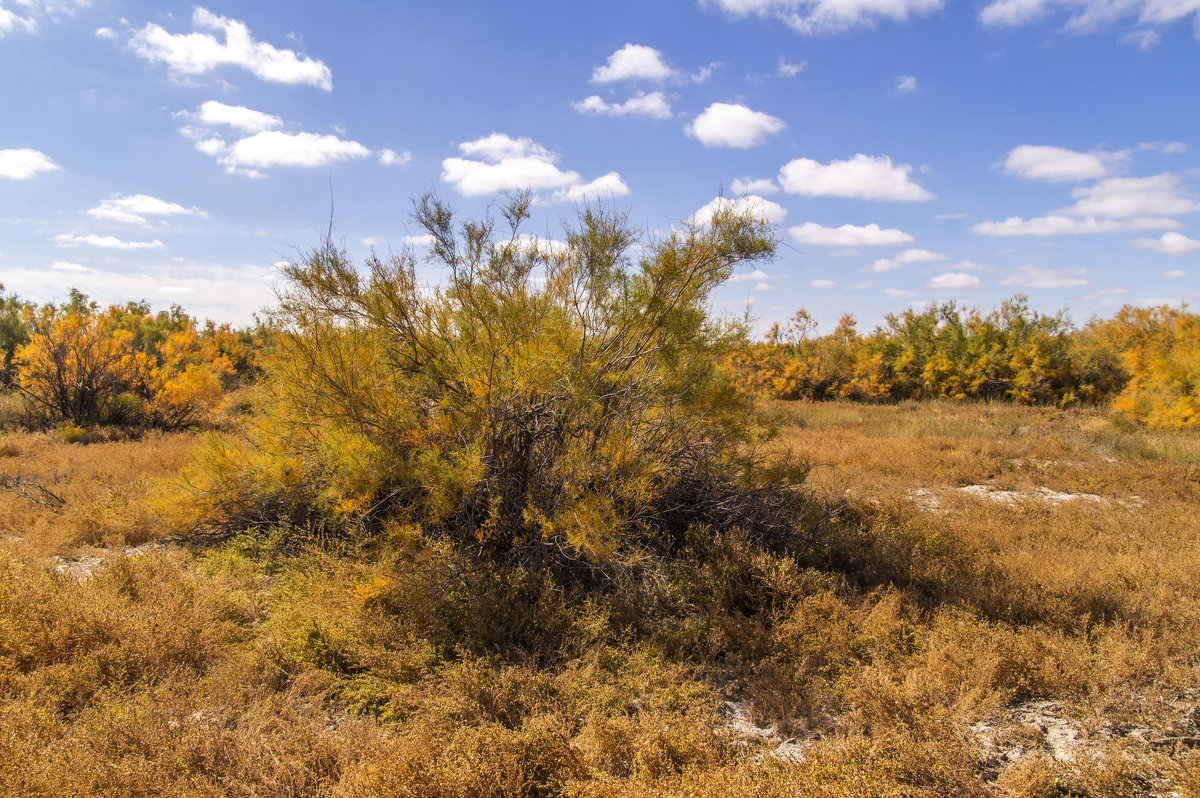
[180,193,814,577]
[1085,304,1200,428]
[12,295,260,430]
[727,297,1125,407]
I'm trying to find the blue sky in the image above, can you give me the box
[1,0,1197,331]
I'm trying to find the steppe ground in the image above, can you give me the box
[2,401,1199,796]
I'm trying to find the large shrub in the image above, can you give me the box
[183,194,812,576]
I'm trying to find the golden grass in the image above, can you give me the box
[1,403,1198,796]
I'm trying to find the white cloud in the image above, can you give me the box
[1000,265,1089,288]
[884,288,914,297]
[573,91,671,119]
[499,234,571,257]
[731,177,779,195]
[0,0,87,36]
[192,100,282,133]
[686,103,785,148]
[778,57,806,77]
[1139,140,1187,154]
[949,260,991,271]
[195,138,228,156]
[729,268,772,283]
[1063,174,1200,218]
[0,7,34,36]
[895,74,918,93]
[810,278,836,287]
[866,248,947,272]
[127,7,333,90]
[971,215,1181,236]
[1001,144,1117,182]
[689,195,788,226]
[702,0,945,33]
[217,131,371,175]
[403,234,436,248]
[1120,29,1161,48]
[934,211,969,220]
[778,154,934,201]
[754,281,774,291]
[553,171,631,203]
[0,148,60,179]
[1133,232,1200,255]
[442,133,629,203]
[86,194,206,226]
[459,133,554,162]
[378,148,412,166]
[927,272,981,289]
[591,44,677,82]
[1162,269,1187,279]
[789,222,914,247]
[981,0,1200,36]
[52,233,165,250]
[50,260,87,272]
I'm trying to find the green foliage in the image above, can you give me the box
[184,193,811,576]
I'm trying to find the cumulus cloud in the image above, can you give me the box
[442,133,629,202]
[554,172,631,203]
[402,234,436,248]
[52,233,165,250]
[702,0,945,33]
[1133,232,1200,255]
[1062,174,1199,218]
[866,248,947,273]
[573,91,671,119]
[191,100,282,133]
[729,268,772,283]
[971,215,1181,236]
[927,272,981,289]
[895,74,918,93]
[686,103,785,148]
[810,278,836,287]
[1162,269,1187,279]
[0,148,61,179]
[127,7,332,90]
[689,195,788,227]
[789,221,914,247]
[86,194,206,226]
[50,260,87,272]
[778,154,933,201]
[731,177,779,195]
[378,148,412,166]
[591,44,677,82]
[1001,145,1119,182]
[216,131,370,176]
[1000,265,1089,288]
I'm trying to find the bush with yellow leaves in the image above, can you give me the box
[14,296,236,430]
[181,193,814,577]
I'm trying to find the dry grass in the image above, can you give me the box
[1,402,1198,796]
